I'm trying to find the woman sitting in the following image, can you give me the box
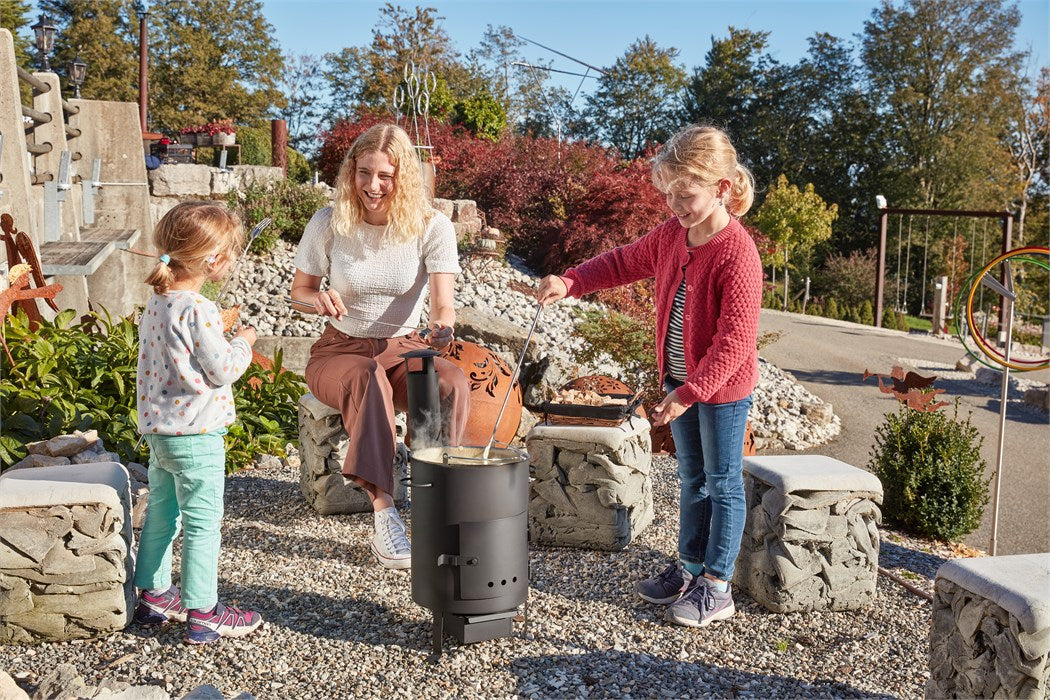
[291,123,470,570]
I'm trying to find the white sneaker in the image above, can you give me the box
[371,508,411,570]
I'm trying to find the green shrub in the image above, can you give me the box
[825,297,841,319]
[226,348,306,473]
[234,126,313,182]
[574,308,660,403]
[0,307,304,474]
[860,300,875,326]
[1,309,140,468]
[226,179,331,252]
[868,401,989,541]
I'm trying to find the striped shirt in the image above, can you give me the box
[664,278,688,381]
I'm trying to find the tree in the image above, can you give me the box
[998,66,1049,245]
[279,52,326,155]
[860,0,1024,209]
[451,90,506,141]
[323,4,466,121]
[39,0,138,102]
[752,175,839,308]
[583,36,686,159]
[1,0,34,68]
[146,0,284,133]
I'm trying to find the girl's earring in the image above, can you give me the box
[717,198,724,207]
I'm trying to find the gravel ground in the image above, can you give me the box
[1,456,957,700]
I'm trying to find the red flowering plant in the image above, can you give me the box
[204,119,236,136]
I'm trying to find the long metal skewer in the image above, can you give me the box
[217,217,273,304]
[285,296,432,336]
[483,302,543,458]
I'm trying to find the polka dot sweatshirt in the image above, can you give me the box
[136,290,252,436]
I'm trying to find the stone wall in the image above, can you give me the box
[526,418,653,551]
[928,554,1050,699]
[0,462,134,643]
[297,394,408,514]
[734,455,883,613]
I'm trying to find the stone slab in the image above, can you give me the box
[936,553,1050,636]
[743,455,883,495]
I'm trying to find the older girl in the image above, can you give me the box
[537,125,763,627]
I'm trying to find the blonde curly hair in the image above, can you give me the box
[331,123,434,243]
[652,125,756,217]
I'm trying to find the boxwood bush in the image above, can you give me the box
[868,400,989,541]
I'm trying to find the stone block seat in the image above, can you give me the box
[734,455,883,613]
[0,462,135,643]
[526,417,653,551]
[928,553,1050,699]
[297,393,407,515]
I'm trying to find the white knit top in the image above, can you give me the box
[293,207,461,338]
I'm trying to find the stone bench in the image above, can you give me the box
[928,553,1050,699]
[733,455,883,613]
[0,462,135,643]
[297,393,407,515]
[526,417,654,551]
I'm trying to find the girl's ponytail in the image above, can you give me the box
[145,255,177,295]
[726,163,756,217]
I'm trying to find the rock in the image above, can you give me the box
[127,462,150,484]
[8,453,72,470]
[0,670,29,700]
[44,430,99,457]
[29,664,88,700]
[181,685,226,700]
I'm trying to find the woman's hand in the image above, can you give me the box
[536,275,568,307]
[427,322,454,350]
[312,289,347,320]
[649,389,687,427]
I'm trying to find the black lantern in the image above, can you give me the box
[31,15,57,72]
[68,56,87,98]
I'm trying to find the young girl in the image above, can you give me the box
[536,125,763,628]
[132,201,264,644]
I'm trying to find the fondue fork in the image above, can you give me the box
[286,297,433,337]
[483,301,543,459]
[216,217,273,305]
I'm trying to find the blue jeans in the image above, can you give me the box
[666,377,752,582]
[133,431,227,610]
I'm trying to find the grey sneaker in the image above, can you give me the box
[665,578,735,627]
[635,560,694,604]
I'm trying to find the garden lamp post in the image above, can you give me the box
[31,15,57,72]
[68,56,87,98]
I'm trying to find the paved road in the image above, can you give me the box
[756,308,1050,555]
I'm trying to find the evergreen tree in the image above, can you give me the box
[146,0,284,133]
[1,0,34,68]
[39,0,138,102]
[581,36,685,158]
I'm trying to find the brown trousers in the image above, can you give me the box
[304,325,470,495]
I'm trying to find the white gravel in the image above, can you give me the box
[0,453,953,699]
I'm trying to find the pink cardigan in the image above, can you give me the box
[561,216,763,406]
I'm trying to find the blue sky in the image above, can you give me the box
[262,0,1049,96]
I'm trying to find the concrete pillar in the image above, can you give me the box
[31,72,80,244]
[931,275,949,335]
[0,29,38,243]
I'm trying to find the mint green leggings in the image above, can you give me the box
[133,431,227,610]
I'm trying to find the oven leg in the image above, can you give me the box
[431,611,443,660]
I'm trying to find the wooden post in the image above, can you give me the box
[271,119,287,175]
[875,210,888,328]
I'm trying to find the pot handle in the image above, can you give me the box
[400,476,432,488]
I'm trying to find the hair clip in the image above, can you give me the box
[158,254,171,265]
[206,254,217,264]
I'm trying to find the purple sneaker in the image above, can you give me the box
[635,560,694,605]
[665,578,736,627]
[133,585,188,625]
[185,602,263,645]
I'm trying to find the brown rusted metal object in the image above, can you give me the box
[2,214,62,329]
[862,366,948,412]
[0,268,64,366]
[441,339,521,446]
